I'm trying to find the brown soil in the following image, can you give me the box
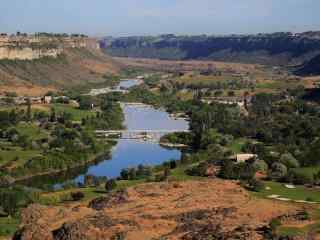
[15,179,301,240]
[0,83,56,96]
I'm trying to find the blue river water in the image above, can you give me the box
[74,103,189,182]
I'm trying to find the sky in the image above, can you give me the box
[1,0,319,37]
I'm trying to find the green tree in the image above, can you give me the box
[280,153,299,168]
[26,98,32,122]
[269,162,287,180]
[105,179,117,192]
[71,191,85,201]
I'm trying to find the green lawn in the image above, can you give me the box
[170,165,206,181]
[0,217,19,237]
[290,167,320,179]
[40,179,145,205]
[0,123,46,168]
[53,104,95,121]
[16,123,48,140]
[0,147,41,168]
[254,181,320,202]
[256,81,284,89]
[277,226,306,237]
[229,138,247,153]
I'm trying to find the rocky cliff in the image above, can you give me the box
[102,32,320,68]
[0,35,100,61]
[0,47,62,60]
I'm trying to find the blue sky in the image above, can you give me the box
[1,0,319,36]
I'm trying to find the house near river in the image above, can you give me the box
[230,154,258,163]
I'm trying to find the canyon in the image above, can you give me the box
[102,31,320,75]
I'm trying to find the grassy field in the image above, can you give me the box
[255,80,285,89]
[177,74,241,85]
[0,217,19,237]
[169,165,205,181]
[53,104,96,121]
[277,226,306,237]
[290,167,320,179]
[228,138,247,153]
[0,122,47,168]
[254,181,320,202]
[0,147,41,168]
[16,122,48,140]
[39,179,146,205]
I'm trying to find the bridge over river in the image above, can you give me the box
[95,129,190,141]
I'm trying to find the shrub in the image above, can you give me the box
[287,170,314,185]
[247,178,265,192]
[186,162,208,177]
[71,191,85,201]
[269,162,287,180]
[280,153,300,168]
[120,169,129,180]
[269,218,281,230]
[105,179,117,192]
[305,197,315,202]
[252,160,268,173]
[169,160,177,169]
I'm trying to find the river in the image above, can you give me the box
[75,78,189,183]
[21,79,189,188]
[74,103,188,183]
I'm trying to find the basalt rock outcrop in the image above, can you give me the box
[88,190,129,210]
[13,180,303,240]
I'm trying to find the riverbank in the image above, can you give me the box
[13,143,115,185]
[159,142,189,148]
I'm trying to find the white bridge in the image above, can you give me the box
[95,129,189,140]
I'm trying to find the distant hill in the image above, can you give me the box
[102,32,320,67]
[0,47,121,95]
[295,54,320,76]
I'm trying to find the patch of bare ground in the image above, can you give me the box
[0,83,56,96]
[301,76,320,88]
[14,180,302,240]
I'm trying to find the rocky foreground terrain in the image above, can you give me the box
[13,180,305,240]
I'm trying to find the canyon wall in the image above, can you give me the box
[102,32,320,67]
[0,47,63,60]
[0,36,100,60]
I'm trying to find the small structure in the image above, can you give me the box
[231,154,257,163]
[43,96,52,104]
[30,97,42,104]
[14,97,27,105]
[69,100,80,107]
